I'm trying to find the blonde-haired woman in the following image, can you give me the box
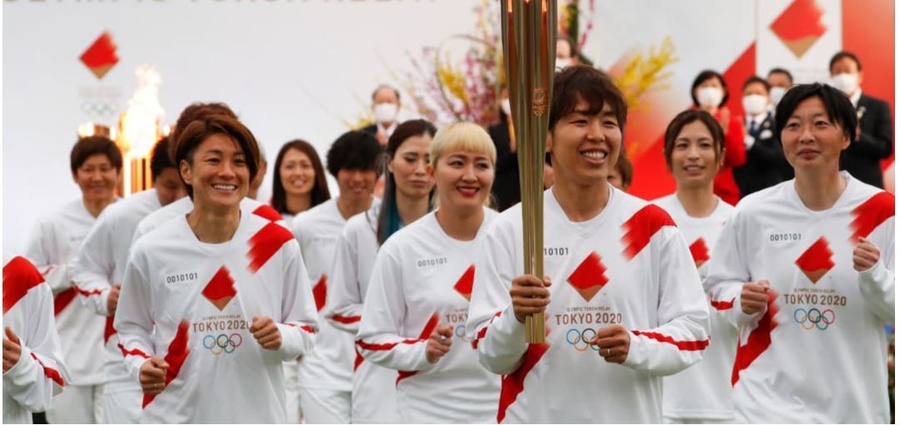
[356,122,501,423]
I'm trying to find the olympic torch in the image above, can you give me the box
[501,0,556,344]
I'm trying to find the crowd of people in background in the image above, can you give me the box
[3,44,894,424]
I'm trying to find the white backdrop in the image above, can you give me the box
[2,0,881,253]
[3,0,477,253]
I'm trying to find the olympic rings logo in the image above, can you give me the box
[454,325,471,343]
[202,333,243,355]
[793,308,836,331]
[80,100,120,117]
[565,328,600,352]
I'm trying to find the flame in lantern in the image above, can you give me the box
[118,64,164,158]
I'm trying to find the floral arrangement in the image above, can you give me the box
[609,36,679,114]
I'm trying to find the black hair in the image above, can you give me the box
[774,83,857,145]
[829,51,862,73]
[377,119,437,245]
[70,135,123,175]
[150,136,176,179]
[742,75,771,93]
[326,130,384,178]
[690,70,729,107]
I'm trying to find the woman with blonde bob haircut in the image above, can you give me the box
[356,122,501,423]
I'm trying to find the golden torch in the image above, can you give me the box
[501,0,556,344]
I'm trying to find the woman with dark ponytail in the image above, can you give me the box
[323,119,436,423]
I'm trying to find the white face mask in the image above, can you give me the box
[500,98,511,117]
[742,94,768,116]
[697,87,724,108]
[830,73,859,96]
[769,86,787,106]
[373,103,398,124]
[555,58,573,70]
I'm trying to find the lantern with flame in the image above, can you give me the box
[116,65,166,196]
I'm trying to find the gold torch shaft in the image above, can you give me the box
[501,0,556,344]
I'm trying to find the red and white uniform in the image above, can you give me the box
[70,189,162,423]
[467,187,710,423]
[654,194,736,422]
[357,208,501,424]
[25,198,110,423]
[324,205,398,423]
[291,199,369,423]
[132,196,283,243]
[114,213,318,423]
[3,254,68,424]
[705,173,894,423]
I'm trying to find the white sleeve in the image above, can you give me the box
[704,211,763,328]
[324,227,364,335]
[857,217,895,323]
[356,247,431,372]
[274,240,318,361]
[25,218,71,295]
[70,216,114,316]
[113,249,155,383]
[620,227,710,376]
[3,283,67,412]
[466,221,528,375]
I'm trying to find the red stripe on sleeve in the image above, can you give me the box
[710,298,735,311]
[72,285,104,298]
[246,222,294,273]
[142,321,191,409]
[631,330,709,351]
[732,289,780,386]
[497,343,549,423]
[52,289,77,317]
[332,314,361,324]
[849,191,895,241]
[471,311,502,350]
[117,343,150,359]
[29,352,65,387]
[3,256,46,314]
[286,323,316,334]
[621,205,676,260]
[395,314,440,385]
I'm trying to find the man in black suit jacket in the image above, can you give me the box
[829,51,893,188]
[488,90,520,211]
[735,76,793,197]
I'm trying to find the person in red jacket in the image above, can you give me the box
[690,70,747,205]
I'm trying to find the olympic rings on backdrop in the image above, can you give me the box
[202,333,243,355]
[80,100,119,117]
[565,328,600,352]
[793,308,836,331]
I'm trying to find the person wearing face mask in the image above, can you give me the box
[690,70,747,205]
[488,87,520,211]
[828,50,893,188]
[555,35,581,70]
[734,76,792,198]
[362,84,403,146]
[766,68,794,110]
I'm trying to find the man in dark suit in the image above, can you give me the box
[828,51,893,188]
[488,88,520,211]
[734,76,792,197]
[361,84,402,146]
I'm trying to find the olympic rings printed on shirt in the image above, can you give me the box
[565,328,600,352]
[454,325,471,343]
[793,308,836,331]
[202,333,243,355]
